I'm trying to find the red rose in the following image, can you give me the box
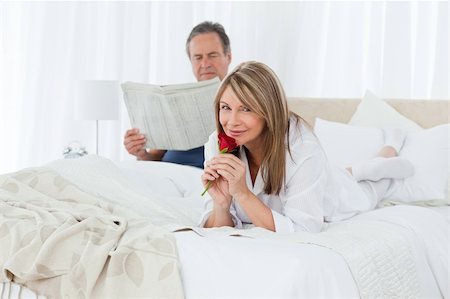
[218,132,238,153]
[201,132,239,196]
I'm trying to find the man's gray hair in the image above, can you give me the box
[186,21,231,57]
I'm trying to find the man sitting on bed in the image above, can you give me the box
[123,21,232,169]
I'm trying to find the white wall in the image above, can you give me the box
[0,1,448,173]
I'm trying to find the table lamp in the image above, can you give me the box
[74,80,119,155]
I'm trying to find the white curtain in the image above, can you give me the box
[0,1,448,173]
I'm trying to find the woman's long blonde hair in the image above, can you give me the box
[214,61,301,195]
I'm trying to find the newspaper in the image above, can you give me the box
[122,78,220,150]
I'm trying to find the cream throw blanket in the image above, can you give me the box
[0,165,184,299]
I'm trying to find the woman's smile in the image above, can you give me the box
[226,129,246,139]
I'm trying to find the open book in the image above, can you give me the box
[121,78,220,150]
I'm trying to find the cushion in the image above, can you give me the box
[348,90,448,204]
[348,90,423,132]
[387,124,449,202]
[314,118,449,204]
[314,118,383,169]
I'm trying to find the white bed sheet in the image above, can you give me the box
[174,206,448,299]
[4,160,448,299]
[175,231,359,298]
[116,161,448,299]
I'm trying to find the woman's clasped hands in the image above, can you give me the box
[202,153,249,207]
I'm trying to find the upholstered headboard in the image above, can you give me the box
[287,98,449,129]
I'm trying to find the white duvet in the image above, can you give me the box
[2,156,448,299]
[115,159,449,299]
[175,206,448,299]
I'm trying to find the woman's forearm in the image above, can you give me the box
[204,206,234,228]
[235,190,275,231]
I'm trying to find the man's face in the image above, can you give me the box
[188,32,231,81]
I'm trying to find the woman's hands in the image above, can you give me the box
[203,153,275,231]
[202,153,249,203]
[203,153,249,228]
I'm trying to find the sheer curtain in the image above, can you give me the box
[0,1,447,173]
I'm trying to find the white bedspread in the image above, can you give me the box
[176,207,448,299]
[1,156,447,299]
[192,221,421,298]
[117,159,449,298]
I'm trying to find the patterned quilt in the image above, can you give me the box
[0,167,184,299]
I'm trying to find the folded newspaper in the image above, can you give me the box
[122,78,220,150]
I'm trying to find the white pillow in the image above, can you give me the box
[314,118,383,168]
[314,118,450,204]
[387,124,449,202]
[347,90,448,204]
[348,90,423,132]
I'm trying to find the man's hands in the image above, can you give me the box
[123,128,166,161]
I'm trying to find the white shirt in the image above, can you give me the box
[199,118,375,233]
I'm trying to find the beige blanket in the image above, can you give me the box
[0,167,184,299]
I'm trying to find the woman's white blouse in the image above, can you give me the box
[199,119,373,233]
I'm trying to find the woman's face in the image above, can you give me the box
[218,86,266,149]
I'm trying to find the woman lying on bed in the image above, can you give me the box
[199,61,413,233]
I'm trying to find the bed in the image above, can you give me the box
[1,94,449,299]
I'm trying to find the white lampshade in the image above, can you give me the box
[74,80,119,120]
